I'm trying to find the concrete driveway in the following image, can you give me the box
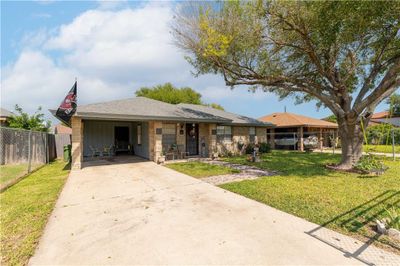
[30,157,399,265]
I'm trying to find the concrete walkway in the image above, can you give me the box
[201,159,276,185]
[30,157,399,265]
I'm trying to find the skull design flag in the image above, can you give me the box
[56,81,77,125]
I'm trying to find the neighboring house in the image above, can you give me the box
[0,108,13,127]
[54,97,273,169]
[258,112,338,151]
[370,111,400,127]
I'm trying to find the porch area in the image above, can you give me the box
[70,117,217,169]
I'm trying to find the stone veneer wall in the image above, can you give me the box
[176,123,185,149]
[148,121,162,162]
[199,123,216,157]
[256,127,267,144]
[208,124,217,156]
[218,126,268,155]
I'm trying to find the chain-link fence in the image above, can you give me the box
[0,127,53,190]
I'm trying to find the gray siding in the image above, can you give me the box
[83,120,149,159]
[131,122,149,159]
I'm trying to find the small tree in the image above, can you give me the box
[8,105,51,132]
[135,83,224,110]
[324,114,337,123]
[172,1,400,169]
[387,93,400,116]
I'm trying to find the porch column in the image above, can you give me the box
[71,116,83,169]
[176,123,185,152]
[319,127,323,151]
[270,128,275,149]
[208,123,217,157]
[298,126,304,151]
[256,127,267,144]
[149,121,163,163]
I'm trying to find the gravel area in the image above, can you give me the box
[200,160,276,185]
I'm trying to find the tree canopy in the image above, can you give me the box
[135,83,224,110]
[172,0,400,169]
[387,93,400,116]
[8,105,51,132]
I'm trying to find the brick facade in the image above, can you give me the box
[71,118,270,167]
[71,117,83,169]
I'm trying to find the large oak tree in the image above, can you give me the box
[172,0,400,169]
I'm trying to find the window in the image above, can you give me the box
[137,124,142,145]
[249,127,256,143]
[162,123,177,150]
[217,126,232,143]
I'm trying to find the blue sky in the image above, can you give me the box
[1,0,390,124]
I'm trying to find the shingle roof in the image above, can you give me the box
[76,97,231,123]
[66,97,265,126]
[178,103,271,126]
[259,112,338,128]
[371,117,400,127]
[65,97,271,126]
[0,108,13,118]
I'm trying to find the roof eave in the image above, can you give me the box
[74,112,231,124]
[273,124,338,129]
[220,122,275,127]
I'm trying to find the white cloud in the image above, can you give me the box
[1,3,253,122]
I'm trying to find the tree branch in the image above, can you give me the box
[354,57,400,115]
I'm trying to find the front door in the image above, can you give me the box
[186,123,199,156]
[114,126,130,154]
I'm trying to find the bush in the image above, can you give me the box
[354,154,387,173]
[245,143,255,154]
[259,142,271,153]
[365,124,400,145]
[237,142,245,152]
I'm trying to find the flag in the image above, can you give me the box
[56,81,77,125]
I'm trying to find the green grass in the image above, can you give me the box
[364,144,400,154]
[0,164,28,185]
[166,161,240,178]
[0,163,42,186]
[220,151,400,252]
[0,160,70,265]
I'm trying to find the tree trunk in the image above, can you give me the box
[336,118,364,170]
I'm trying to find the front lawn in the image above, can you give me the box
[0,163,41,187]
[166,161,239,178]
[0,160,70,265]
[0,164,28,185]
[220,151,400,253]
[364,144,400,154]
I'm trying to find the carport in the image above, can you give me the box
[82,120,149,159]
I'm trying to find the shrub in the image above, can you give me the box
[354,154,387,173]
[259,142,271,153]
[245,143,255,154]
[365,124,400,145]
[237,142,245,152]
